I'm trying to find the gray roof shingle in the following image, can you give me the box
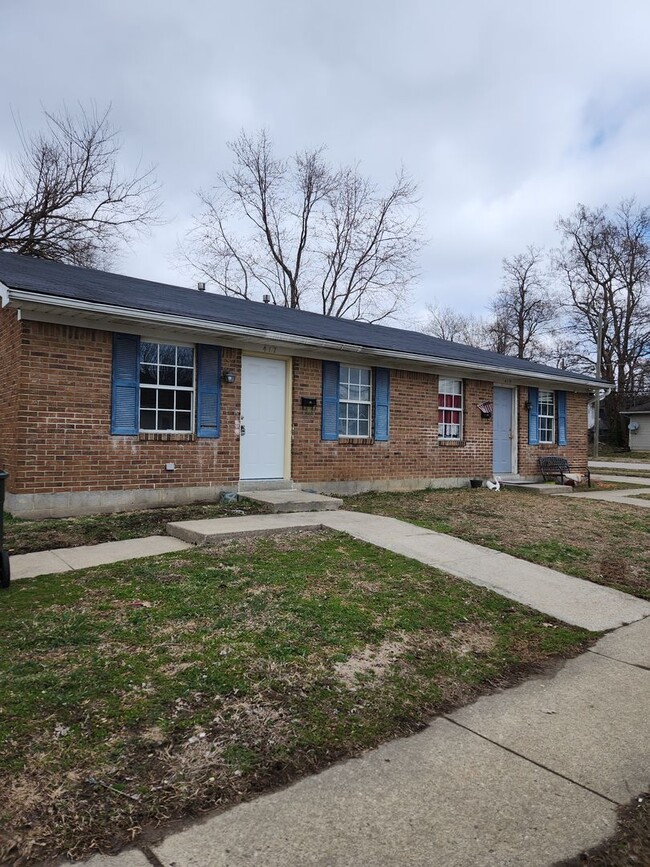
[0,252,607,386]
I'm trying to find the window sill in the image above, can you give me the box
[438,439,465,447]
[336,437,375,445]
[138,432,195,442]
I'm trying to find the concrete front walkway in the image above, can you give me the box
[573,487,650,508]
[168,510,650,631]
[590,459,650,471]
[591,472,650,484]
[86,617,650,867]
[10,535,191,581]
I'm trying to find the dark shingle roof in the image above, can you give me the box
[624,401,650,414]
[0,252,607,386]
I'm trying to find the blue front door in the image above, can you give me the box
[493,387,514,474]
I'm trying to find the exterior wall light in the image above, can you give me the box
[223,370,237,384]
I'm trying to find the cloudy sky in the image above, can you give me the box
[2,0,650,323]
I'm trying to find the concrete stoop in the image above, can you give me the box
[502,481,574,495]
[239,489,343,513]
[237,479,294,492]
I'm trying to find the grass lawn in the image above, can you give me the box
[347,488,650,600]
[2,500,267,556]
[589,444,650,461]
[0,530,592,865]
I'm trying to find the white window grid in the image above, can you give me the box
[538,389,555,444]
[438,378,463,440]
[139,341,195,433]
[339,365,372,438]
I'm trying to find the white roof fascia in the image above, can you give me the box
[5,288,610,392]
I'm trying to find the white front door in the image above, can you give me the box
[240,356,287,480]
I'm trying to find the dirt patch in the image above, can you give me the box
[449,623,496,656]
[159,661,196,677]
[141,726,168,745]
[334,636,409,687]
[326,630,487,687]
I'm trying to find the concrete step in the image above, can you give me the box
[240,489,343,513]
[502,481,574,495]
[166,513,324,544]
[238,479,295,492]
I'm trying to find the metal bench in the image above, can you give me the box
[539,456,591,487]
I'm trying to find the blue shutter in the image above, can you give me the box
[111,333,140,435]
[321,361,340,441]
[527,387,539,445]
[556,390,567,445]
[196,344,221,438]
[374,367,390,441]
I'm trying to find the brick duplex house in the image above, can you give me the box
[0,253,609,518]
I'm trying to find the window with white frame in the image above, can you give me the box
[438,378,463,440]
[139,342,195,432]
[538,389,555,444]
[339,365,372,437]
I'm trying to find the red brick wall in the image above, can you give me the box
[4,320,590,498]
[9,321,242,495]
[517,388,589,475]
[0,307,22,485]
[292,358,490,482]
[291,358,588,483]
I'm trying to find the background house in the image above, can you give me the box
[0,253,610,518]
[622,401,650,451]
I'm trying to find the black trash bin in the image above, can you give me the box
[0,470,9,589]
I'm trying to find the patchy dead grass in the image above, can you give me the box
[334,636,409,687]
[0,530,592,865]
[348,488,650,599]
[3,499,268,556]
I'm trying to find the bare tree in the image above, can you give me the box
[555,199,650,445]
[422,301,487,346]
[184,130,421,321]
[0,105,160,267]
[491,246,556,360]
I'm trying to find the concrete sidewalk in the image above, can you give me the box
[590,459,650,471]
[591,472,650,484]
[87,617,650,867]
[10,535,191,581]
[573,487,650,508]
[167,510,650,631]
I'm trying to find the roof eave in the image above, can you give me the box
[2,286,611,390]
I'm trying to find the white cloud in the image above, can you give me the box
[2,0,650,316]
